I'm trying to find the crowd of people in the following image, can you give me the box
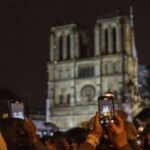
[0,110,150,150]
[0,88,150,150]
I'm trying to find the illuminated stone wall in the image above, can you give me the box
[46,14,140,129]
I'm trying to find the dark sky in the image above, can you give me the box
[0,0,149,110]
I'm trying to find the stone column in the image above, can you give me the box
[70,32,75,59]
[70,81,75,106]
[94,25,100,56]
[55,35,60,60]
[116,24,121,53]
[74,31,79,58]
[50,34,54,61]
[46,98,51,122]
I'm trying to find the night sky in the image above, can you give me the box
[0,0,149,110]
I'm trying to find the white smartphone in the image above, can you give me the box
[10,102,25,119]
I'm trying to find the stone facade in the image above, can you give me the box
[46,13,141,129]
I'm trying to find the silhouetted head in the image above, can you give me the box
[0,118,35,150]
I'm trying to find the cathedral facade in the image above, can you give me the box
[46,10,141,129]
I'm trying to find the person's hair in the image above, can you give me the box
[66,127,88,145]
[40,135,51,145]
[0,118,35,150]
[51,131,67,150]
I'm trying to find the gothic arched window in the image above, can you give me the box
[60,94,64,104]
[58,69,62,79]
[112,27,117,53]
[59,36,63,60]
[67,94,70,104]
[67,35,71,59]
[113,62,117,74]
[104,29,108,54]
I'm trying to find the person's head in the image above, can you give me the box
[51,131,69,150]
[40,135,53,150]
[0,118,35,150]
[66,127,88,150]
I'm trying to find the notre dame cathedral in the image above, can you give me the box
[46,8,142,129]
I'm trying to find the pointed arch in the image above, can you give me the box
[59,36,63,60]
[66,35,71,59]
[104,29,108,54]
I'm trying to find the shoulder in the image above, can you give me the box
[79,142,95,150]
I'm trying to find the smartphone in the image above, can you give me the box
[98,95,115,127]
[9,101,25,119]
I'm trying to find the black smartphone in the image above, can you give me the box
[9,101,25,119]
[98,95,115,127]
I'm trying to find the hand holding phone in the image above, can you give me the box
[98,95,115,127]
